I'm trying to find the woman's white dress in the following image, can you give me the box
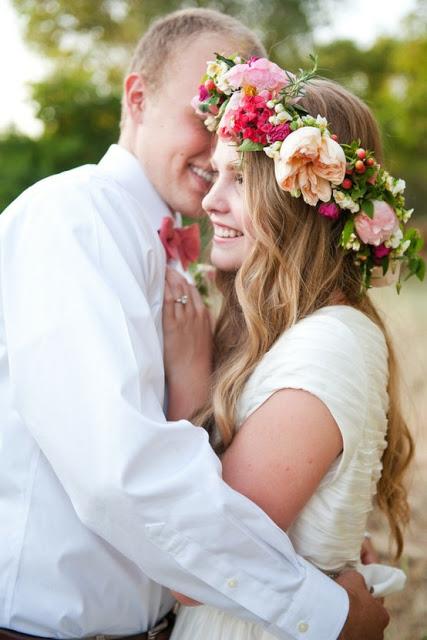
[171,306,405,640]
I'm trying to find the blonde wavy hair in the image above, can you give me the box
[198,78,413,558]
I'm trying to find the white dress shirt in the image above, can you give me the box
[0,145,348,639]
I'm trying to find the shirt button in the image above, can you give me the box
[298,621,309,633]
[227,578,238,588]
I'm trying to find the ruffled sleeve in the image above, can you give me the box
[236,308,386,480]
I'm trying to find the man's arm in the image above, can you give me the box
[3,182,359,640]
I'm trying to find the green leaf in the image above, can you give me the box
[341,219,354,246]
[292,103,309,114]
[361,200,374,217]
[217,98,230,117]
[416,259,426,281]
[214,53,235,68]
[237,139,264,152]
[381,255,389,275]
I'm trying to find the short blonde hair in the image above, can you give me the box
[121,8,266,127]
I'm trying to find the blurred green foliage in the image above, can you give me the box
[315,6,427,218]
[1,0,426,217]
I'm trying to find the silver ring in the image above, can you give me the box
[174,295,189,305]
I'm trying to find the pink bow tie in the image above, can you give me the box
[158,216,201,271]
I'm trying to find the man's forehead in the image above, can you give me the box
[166,34,239,81]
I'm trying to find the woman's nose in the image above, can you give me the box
[202,180,228,216]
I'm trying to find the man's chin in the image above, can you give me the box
[174,198,207,219]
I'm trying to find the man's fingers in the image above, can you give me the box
[336,569,367,588]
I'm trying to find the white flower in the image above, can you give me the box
[267,100,275,109]
[204,115,218,131]
[206,60,228,78]
[396,239,411,256]
[384,173,393,191]
[277,110,293,122]
[391,178,406,195]
[275,103,284,113]
[344,233,360,251]
[333,189,360,213]
[385,227,403,249]
[316,115,329,128]
[403,208,414,223]
[264,141,282,159]
[207,60,233,93]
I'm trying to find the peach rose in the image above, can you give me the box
[354,201,399,246]
[274,126,346,206]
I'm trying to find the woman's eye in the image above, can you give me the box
[235,174,243,185]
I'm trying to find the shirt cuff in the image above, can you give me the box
[267,559,349,640]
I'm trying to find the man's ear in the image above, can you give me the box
[123,73,146,124]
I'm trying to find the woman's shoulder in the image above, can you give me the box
[265,305,387,374]
[280,304,384,345]
[237,304,389,434]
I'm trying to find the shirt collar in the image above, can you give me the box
[98,144,181,233]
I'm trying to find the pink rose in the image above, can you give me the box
[224,57,288,92]
[274,127,346,206]
[354,201,399,246]
[218,91,243,140]
[318,202,340,219]
[266,122,292,143]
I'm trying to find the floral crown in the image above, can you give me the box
[193,54,425,291]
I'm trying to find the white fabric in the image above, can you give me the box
[173,306,405,640]
[0,145,348,639]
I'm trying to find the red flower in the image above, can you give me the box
[373,243,392,262]
[231,94,274,145]
[198,84,209,101]
[318,202,341,219]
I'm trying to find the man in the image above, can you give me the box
[0,8,389,640]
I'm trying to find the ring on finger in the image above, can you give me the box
[174,295,189,305]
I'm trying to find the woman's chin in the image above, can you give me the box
[210,249,243,272]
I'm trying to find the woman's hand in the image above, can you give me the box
[163,267,213,421]
[360,535,380,565]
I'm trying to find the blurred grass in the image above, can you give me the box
[369,278,427,639]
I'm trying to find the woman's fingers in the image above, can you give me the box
[165,267,192,322]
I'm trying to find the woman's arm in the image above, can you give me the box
[222,387,343,530]
[172,387,343,607]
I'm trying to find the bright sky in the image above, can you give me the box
[0,0,417,136]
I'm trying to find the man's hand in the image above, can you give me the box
[337,570,390,640]
[170,590,201,607]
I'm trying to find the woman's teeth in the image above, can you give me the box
[191,166,215,183]
[214,225,243,238]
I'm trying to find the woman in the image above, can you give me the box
[163,56,422,639]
